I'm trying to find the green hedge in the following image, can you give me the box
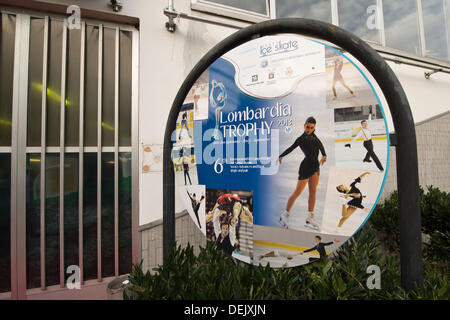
[125,224,448,300]
[125,187,449,300]
[371,186,450,265]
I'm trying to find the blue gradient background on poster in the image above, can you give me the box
[194,57,280,226]
[193,56,332,228]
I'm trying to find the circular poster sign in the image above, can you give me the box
[172,34,389,267]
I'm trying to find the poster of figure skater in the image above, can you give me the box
[321,166,384,236]
[169,34,392,269]
[205,189,253,263]
[270,74,335,233]
[253,224,347,268]
[171,145,199,186]
[183,69,209,120]
[174,103,195,146]
[178,185,207,235]
[334,105,388,172]
[325,47,379,109]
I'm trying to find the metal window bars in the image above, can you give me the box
[3,11,139,299]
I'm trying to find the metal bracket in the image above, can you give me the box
[109,0,123,12]
[424,68,442,79]
[163,8,245,33]
[164,8,178,33]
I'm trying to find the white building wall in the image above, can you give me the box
[43,0,450,225]
[381,111,450,199]
[387,62,450,126]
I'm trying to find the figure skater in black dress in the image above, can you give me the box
[278,117,327,229]
[187,190,204,228]
[336,172,371,227]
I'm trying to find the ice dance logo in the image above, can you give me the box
[209,80,228,139]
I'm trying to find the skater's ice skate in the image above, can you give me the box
[305,211,320,230]
[279,210,289,228]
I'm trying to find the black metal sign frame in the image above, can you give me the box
[163,18,423,291]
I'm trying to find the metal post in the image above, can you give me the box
[11,13,30,300]
[59,18,68,289]
[114,26,120,277]
[40,16,49,291]
[163,118,176,262]
[78,20,86,285]
[97,24,103,282]
[131,29,140,266]
[163,18,423,289]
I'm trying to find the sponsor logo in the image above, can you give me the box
[285,66,293,76]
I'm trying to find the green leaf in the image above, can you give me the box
[437,284,447,297]
[323,260,332,276]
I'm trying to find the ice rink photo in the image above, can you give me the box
[183,69,209,121]
[174,103,195,147]
[253,225,347,268]
[325,47,379,109]
[334,105,388,172]
[172,145,199,186]
[205,189,254,263]
[271,75,335,233]
[321,166,384,236]
[178,185,207,235]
